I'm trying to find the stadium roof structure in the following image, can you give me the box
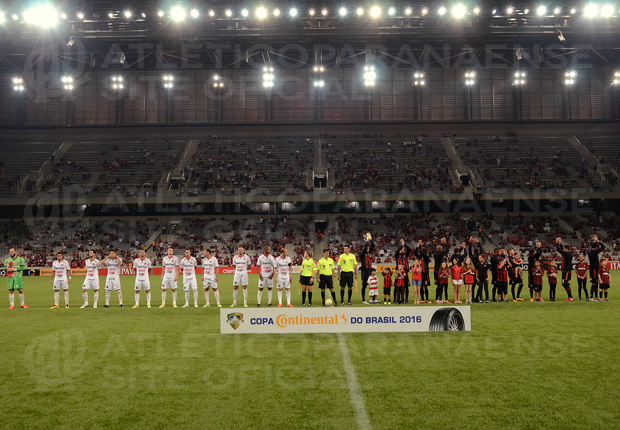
[1,1,620,69]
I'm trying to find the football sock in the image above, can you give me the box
[64,290,70,306]
[117,291,123,305]
[267,289,272,304]
[257,289,263,304]
[105,291,111,306]
[171,290,177,304]
[93,291,99,305]
[331,291,337,303]
[9,294,14,307]
[340,288,345,302]
[517,285,523,298]
[146,292,151,306]
[214,290,221,304]
[205,290,210,305]
[277,289,282,305]
[83,292,88,304]
[233,289,238,304]
[511,285,516,300]
[301,291,306,304]
[185,291,190,304]
[161,290,167,305]
[564,286,572,299]
[321,291,325,303]
[54,291,59,306]
[347,288,353,302]
[405,287,409,301]
[19,292,24,306]
[604,291,608,299]
[529,287,534,298]
[308,292,312,303]
[361,286,366,302]
[243,289,248,304]
[286,289,291,305]
[135,292,140,306]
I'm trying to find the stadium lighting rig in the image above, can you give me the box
[313,65,325,73]
[413,72,425,86]
[537,6,547,16]
[190,9,199,18]
[170,6,185,21]
[614,72,620,85]
[564,70,577,85]
[61,76,73,90]
[370,6,381,18]
[464,71,476,86]
[110,76,124,90]
[12,77,24,92]
[162,74,174,89]
[452,4,467,18]
[313,79,325,88]
[212,74,224,88]
[0,12,4,23]
[263,67,275,88]
[513,71,526,86]
[24,3,58,27]
[363,65,376,87]
[438,6,447,16]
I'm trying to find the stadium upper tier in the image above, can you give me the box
[0,131,618,198]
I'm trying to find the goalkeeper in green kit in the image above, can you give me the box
[5,248,28,309]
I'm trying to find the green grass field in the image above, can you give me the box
[1,273,619,430]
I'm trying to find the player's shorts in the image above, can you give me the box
[600,283,610,290]
[515,276,523,284]
[369,288,378,297]
[161,277,178,290]
[203,277,218,289]
[590,268,599,284]
[82,277,100,290]
[383,287,392,295]
[300,275,313,286]
[533,285,543,293]
[452,280,462,285]
[412,280,422,286]
[277,276,291,289]
[258,276,273,289]
[105,277,122,291]
[134,277,150,291]
[183,277,198,291]
[496,281,508,295]
[233,272,249,286]
[340,272,354,288]
[319,275,333,290]
[562,272,572,282]
[7,277,23,290]
[53,279,69,291]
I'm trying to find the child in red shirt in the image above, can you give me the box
[450,258,463,304]
[598,257,611,301]
[437,262,451,304]
[411,260,423,305]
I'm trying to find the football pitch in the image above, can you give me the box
[1,274,619,430]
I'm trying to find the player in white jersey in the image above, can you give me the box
[180,249,199,308]
[102,250,124,307]
[81,250,101,308]
[231,247,251,308]
[256,245,275,307]
[202,248,221,308]
[133,249,152,308]
[50,252,71,308]
[274,248,294,307]
[160,247,179,308]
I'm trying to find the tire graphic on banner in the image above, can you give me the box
[429,308,465,331]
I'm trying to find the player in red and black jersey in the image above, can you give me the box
[414,241,432,303]
[359,235,375,304]
[394,264,407,304]
[394,239,411,304]
[496,254,511,302]
[587,236,605,300]
[381,267,393,304]
[547,260,558,301]
[555,237,575,302]
[526,241,542,300]
[474,253,490,303]
[598,258,611,301]
[509,251,525,302]
[575,254,589,301]
[531,260,545,302]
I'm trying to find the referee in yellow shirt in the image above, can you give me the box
[317,249,338,306]
[338,245,358,305]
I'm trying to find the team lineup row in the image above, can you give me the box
[3,234,612,309]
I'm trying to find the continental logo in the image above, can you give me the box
[249,314,349,327]
[71,269,88,276]
[40,269,53,277]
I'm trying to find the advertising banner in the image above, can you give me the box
[221,306,471,334]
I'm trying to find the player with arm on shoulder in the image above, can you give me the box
[180,249,199,308]
[256,245,275,307]
[160,247,179,308]
[527,241,542,301]
[133,249,152,308]
[81,250,101,308]
[5,248,27,309]
[555,237,575,302]
[275,248,293,307]
[231,247,252,308]
[202,249,221,308]
[50,252,71,308]
[102,250,123,308]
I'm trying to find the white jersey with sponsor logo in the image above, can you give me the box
[52,260,71,280]
[275,256,292,278]
[180,257,197,279]
[256,254,276,277]
[85,259,101,278]
[133,258,151,278]
[162,256,180,279]
[105,258,122,279]
[233,255,252,275]
[202,256,219,279]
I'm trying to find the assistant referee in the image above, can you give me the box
[318,249,337,306]
[338,245,358,306]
